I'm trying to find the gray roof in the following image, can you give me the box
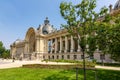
[42,17,55,34]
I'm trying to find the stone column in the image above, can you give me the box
[65,36,68,53]
[24,41,28,53]
[55,38,58,53]
[59,36,63,53]
[27,42,29,53]
[77,40,81,52]
[70,36,74,52]
[44,39,48,53]
[47,40,49,53]
[36,37,39,53]
[48,40,51,53]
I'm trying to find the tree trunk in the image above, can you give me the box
[83,50,86,80]
[102,58,104,66]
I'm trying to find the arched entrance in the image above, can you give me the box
[29,32,35,53]
[25,27,36,60]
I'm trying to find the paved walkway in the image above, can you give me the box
[95,65,120,71]
[0,59,120,71]
[0,60,38,69]
[0,59,71,69]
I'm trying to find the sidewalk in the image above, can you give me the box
[0,59,71,69]
[95,65,120,71]
[0,59,120,70]
[0,60,40,69]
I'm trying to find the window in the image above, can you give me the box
[68,40,71,52]
[81,55,84,59]
[48,40,52,53]
[74,55,77,60]
[63,41,65,50]
[62,55,64,59]
[67,55,70,59]
[48,56,50,60]
[57,55,59,59]
[52,55,54,59]
[43,56,45,59]
[74,39,78,52]
[58,42,60,51]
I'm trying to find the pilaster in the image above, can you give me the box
[59,36,63,53]
[65,36,68,53]
[77,40,81,52]
[55,38,58,53]
[70,36,74,52]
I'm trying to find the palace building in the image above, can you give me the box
[10,0,120,62]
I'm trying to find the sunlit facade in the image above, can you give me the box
[10,0,120,62]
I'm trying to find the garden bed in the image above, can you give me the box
[22,63,95,69]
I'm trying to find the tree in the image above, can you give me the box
[107,14,120,62]
[2,49,10,59]
[0,41,5,57]
[95,13,112,65]
[0,41,10,59]
[60,0,107,80]
[96,11,120,63]
[96,22,110,65]
[96,12,120,63]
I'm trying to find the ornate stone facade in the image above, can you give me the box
[10,1,120,62]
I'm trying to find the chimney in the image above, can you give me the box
[109,4,113,13]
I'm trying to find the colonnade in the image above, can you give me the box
[48,35,81,54]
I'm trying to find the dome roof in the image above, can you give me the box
[14,39,23,44]
[42,17,55,34]
[42,25,54,34]
[114,0,120,10]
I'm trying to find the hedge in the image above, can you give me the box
[22,64,95,69]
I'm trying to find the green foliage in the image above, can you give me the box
[97,62,120,67]
[23,64,94,69]
[60,0,120,62]
[42,59,96,68]
[92,59,97,64]
[60,0,108,56]
[96,14,120,62]
[0,41,10,58]
[2,50,10,59]
[42,59,49,63]
[0,41,5,57]
[86,36,97,54]
[107,16,120,62]
[96,22,109,54]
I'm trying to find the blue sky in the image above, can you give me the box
[0,0,118,49]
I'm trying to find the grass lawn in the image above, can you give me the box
[0,68,120,80]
